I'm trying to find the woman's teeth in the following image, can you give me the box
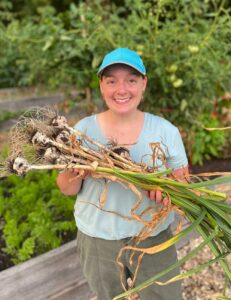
[114,98,130,103]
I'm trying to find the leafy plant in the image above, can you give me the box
[0,110,24,123]
[0,170,76,264]
[186,114,226,165]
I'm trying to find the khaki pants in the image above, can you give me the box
[77,227,182,300]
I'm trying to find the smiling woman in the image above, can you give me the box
[56,47,189,300]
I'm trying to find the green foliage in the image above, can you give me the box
[0,0,230,163]
[186,114,226,165]
[0,0,79,21]
[0,170,76,264]
[0,110,24,123]
[223,129,231,159]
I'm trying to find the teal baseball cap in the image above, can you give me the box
[97,48,146,76]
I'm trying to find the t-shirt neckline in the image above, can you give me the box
[94,112,147,151]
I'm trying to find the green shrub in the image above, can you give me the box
[185,114,226,165]
[0,111,24,123]
[0,170,76,264]
[0,0,230,163]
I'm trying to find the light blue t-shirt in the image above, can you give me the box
[74,112,188,240]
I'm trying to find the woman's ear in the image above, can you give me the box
[140,77,147,102]
[99,78,103,92]
[99,80,105,100]
[143,76,148,91]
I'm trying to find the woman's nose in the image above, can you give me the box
[116,82,127,94]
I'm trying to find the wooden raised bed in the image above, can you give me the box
[0,240,92,300]
[0,217,194,300]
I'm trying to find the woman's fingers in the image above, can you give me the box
[155,190,162,204]
[148,190,156,200]
[82,170,90,179]
[67,169,90,182]
[148,190,162,203]
[70,168,80,175]
[146,190,170,207]
[144,190,149,197]
[163,197,170,207]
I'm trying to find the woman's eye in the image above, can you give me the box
[106,80,115,84]
[129,78,137,83]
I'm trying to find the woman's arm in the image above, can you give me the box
[56,169,85,196]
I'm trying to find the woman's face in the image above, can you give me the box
[99,65,147,115]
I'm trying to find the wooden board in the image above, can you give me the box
[0,240,92,300]
[0,219,196,300]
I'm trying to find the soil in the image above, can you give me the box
[191,158,231,174]
[179,236,231,300]
[0,228,14,271]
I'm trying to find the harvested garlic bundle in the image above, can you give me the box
[13,157,30,176]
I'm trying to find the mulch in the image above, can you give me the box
[180,162,231,300]
[191,158,231,174]
[178,236,231,300]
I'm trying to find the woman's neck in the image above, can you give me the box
[97,109,145,146]
[103,109,143,125]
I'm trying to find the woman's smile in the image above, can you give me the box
[113,96,131,104]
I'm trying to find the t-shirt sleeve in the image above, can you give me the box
[74,118,88,133]
[166,128,188,170]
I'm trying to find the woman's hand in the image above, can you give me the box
[56,168,89,196]
[145,190,170,207]
[68,168,89,180]
[145,166,189,207]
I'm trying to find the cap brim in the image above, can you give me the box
[97,62,146,76]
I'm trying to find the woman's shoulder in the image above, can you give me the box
[144,112,177,132]
[74,114,96,130]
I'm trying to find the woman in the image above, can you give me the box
[57,48,188,300]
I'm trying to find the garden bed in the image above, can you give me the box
[0,232,230,300]
[180,236,231,300]
[0,240,92,300]
[191,158,231,174]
